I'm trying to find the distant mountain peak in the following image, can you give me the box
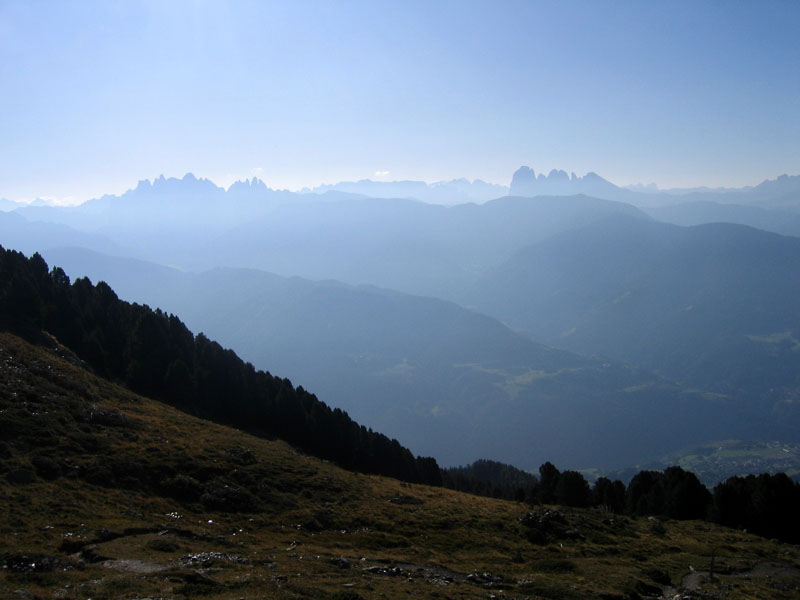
[509,166,623,200]
[512,166,535,177]
[228,177,271,193]
[583,171,608,182]
[753,172,799,190]
[546,169,569,181]
[510,166,537,186]
[311,177,508,204]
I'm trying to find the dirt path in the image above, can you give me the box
[737,561,800,578]
[662,560,800,598]
[100,558,169,573]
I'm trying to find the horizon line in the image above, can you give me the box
[3,168,796,208]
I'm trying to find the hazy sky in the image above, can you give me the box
[2,0,799,203]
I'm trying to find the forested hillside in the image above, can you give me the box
[0,246,441,485]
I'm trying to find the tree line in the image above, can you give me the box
[0,247,442,485]
[446,460,800,543]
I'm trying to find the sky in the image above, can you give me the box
[1,0,799,204]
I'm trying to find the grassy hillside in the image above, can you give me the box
[2,332,799,599]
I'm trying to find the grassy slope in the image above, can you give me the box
[1,332,799,599]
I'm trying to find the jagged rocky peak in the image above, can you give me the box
[509,165,622,199]
[227,177,272,198]
[510,166,537,187]
[230,176,267,189]
[511,166,572,187]
[547,169,570,181]
[135,173,170,189]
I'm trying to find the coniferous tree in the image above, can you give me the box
[539,461,560,504]
[662,466,711,520]
[555,470,590,507]
[626,470,665,516]
[592,476,626,513]
[0,246,442,486]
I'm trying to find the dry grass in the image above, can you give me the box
[1,331,799,599]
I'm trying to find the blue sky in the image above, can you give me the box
[1,0,798,203]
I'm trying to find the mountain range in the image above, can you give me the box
[3,166,800,474]
[310,176,508,204]
[37,246,758,470]
[6,167,800,213]
[508,167,630,200]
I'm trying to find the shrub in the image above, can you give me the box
[31,455,62,480]
[200,480,259,512]
[161,473,203,502]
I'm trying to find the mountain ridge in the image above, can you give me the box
[40,245,765,471]
[6,168,799,212]
[469,214,800,400]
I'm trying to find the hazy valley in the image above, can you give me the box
[4,168,800,476]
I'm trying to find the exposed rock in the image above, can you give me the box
[80,404,131,427]
[519,508,567,527]
[519,509,579,545]
[388,494,424,505]
[226,446,257,465]
[364,565,411,577]
[466,571,510,588]
[179,552,250,567]
[2,554,77,572]
[330,556,352,568]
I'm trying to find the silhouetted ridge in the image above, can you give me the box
[0,246,442,485]
[509,166,624,198]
